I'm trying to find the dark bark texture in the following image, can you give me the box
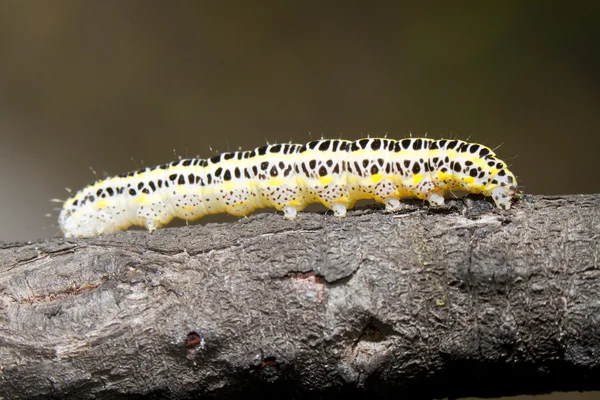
[1,194,599,400]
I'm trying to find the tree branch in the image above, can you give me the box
[1,195,599,399]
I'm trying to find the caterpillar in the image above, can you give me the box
[59,138,518,238]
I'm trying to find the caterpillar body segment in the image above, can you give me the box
[59,138,518,237]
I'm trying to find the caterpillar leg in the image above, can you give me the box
[331,202,349,217]
[283,205,298,219]
[424,190,445,207]
[383,197,402,211]
[137,203,173,233]
[143,218,163,233]
[415,180,446,207]
[489,186,516,210]
[305,183,352,217]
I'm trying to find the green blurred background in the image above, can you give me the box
[0,2,599,399]
[0,0,598,246]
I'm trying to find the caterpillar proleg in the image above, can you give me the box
[59,138,518,237]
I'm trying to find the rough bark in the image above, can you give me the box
[0,194,599,400]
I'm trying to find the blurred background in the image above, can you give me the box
[0,2,598,399]
[0,0,598,245]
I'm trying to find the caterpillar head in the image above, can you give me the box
[488,168,519,210]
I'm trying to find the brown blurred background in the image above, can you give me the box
[0,0,598,244]
[0,2,599,399]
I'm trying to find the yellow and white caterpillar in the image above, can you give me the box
[59,138,518,237]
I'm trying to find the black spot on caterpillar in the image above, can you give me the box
[59,138,519,237]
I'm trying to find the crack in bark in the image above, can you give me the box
[15,281,102,304]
